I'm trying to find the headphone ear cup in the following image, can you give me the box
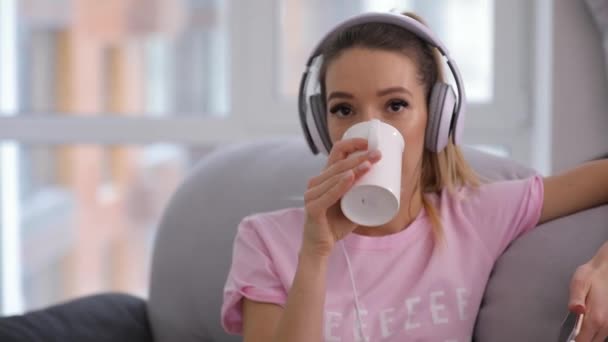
[310,94,333,154]
[426,83,456,152]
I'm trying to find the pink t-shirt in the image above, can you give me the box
[222,175,544,341]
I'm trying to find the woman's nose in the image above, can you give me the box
[359,108,380,122]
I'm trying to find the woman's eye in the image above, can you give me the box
[387,99,408,113]
[329,104,353,117]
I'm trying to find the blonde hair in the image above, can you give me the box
[319,11,481,243]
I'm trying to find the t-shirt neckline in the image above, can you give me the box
[342,207,429,250]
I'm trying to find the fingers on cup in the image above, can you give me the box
[305,171,349,202]
[305,138,381,216]
[327,138,368,165]
[311,150,377,189]
[305,171,354,216]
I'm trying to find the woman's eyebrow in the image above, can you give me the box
[327,91,354,102]
[377,86,412,97]
[327,87,412,101]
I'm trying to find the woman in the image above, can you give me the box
[222,12,608,341]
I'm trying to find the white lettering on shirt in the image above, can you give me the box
[456,288,469,321]
[325,311,342,341]
[323,286,473,340]
[430,291,449,325]
[353,309,369,342]
[379,308,396,338]
[404,297,421,330]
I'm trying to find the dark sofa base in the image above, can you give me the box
[0,293,152,342]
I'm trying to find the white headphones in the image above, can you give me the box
[298,12,467,155]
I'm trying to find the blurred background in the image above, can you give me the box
[0,0,606,315]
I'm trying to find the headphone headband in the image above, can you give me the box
[305,12,450,66]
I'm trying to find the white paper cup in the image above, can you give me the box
[340,119,405,226]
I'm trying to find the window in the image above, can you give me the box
[18,0,228,117]
[279,0,494,102]
[16,144,198,311]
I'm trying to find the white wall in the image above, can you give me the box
[550,0,608,172]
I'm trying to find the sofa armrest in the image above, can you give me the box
[0,293,152,342]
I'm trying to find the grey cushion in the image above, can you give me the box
[147,137,607,341]
[148,138,325,342]
[475,205,608,341]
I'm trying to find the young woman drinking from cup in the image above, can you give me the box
[221,11,608,342]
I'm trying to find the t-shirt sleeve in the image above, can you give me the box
[221,215,287,335]
[469,175,544,260]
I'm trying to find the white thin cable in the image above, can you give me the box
[340,241,366,341]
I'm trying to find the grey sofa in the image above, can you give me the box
[148,137,608,341]
[1,137,607,341]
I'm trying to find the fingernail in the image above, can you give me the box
[571,304,586,314]
[368,149,381,160]
[356,161,371,172]
[569,302,585,313]
[342,171,354,180]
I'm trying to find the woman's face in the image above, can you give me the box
[325,47,428,188]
